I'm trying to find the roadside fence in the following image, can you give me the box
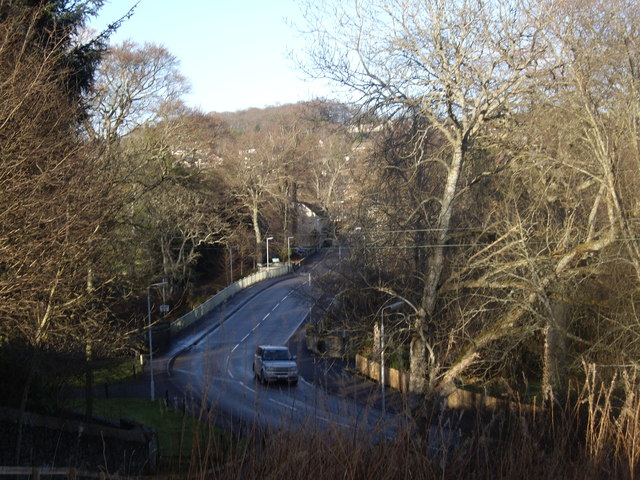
[170,264,291,336]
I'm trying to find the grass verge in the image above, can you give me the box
[66,358,141,387]
[64,397,229,463]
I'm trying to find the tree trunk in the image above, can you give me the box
[251,197,262,265]
[542,295,569,403]
[410,336,428,393]
[421,145,465,317]
[160,234,171,278]
[412,143,466,394]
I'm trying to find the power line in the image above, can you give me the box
[329,236,640,249]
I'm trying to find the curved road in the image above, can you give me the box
[163,262,397,438]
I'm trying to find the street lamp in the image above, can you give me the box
[287,236,294,268]
[381,300,405,416]
[147,281,168,401]
[228,245,238,285]
[265,236,274,268]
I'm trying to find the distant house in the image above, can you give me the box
[294,201,329,248]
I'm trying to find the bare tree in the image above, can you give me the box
[84,40,189,144]
[222,116,313,262]
[301,0,546,394]
[154,172,230,289]
[326,0,640,403]
[0,0,138,459]
[517,0,640,399]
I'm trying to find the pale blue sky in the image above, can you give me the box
[89,0,331,112]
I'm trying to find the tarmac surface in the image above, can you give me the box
[81,273,407,417]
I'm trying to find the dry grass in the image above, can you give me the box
[170,366,640,480]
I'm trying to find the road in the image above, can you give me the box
[163,259,400,438]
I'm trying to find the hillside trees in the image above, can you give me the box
[445,0,640,401]
[84,39,188,144]
[220,101,355,262]
[84,40,232,297]
[0,0,138,457]
[302,0,546,394]
[225,126,291,263]
[302,0,640,402]
[0,0,124,378]
[513,0,640,398]
[301,101,356,232]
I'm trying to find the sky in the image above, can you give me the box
[89,0,332,113]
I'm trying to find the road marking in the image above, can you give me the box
[171,369,195,376]
[299,377,313,387]
[228,370,235,379]
[240,382,256,394]
[270,398,297,411]
[317,415,351,429]
[232,308,276,354]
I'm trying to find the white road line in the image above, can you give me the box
[217,283,310,396]
[233,309,274,352]
[270,398,297,411]
[317,416,351,429]
[299,377,313,387]
[239,382,256,394]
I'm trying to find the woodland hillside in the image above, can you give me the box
[2,0,640,476]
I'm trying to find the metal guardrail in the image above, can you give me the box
[170,264,291,335]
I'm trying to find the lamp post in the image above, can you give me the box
[266,236,273,268]
[287,236,294,268]
[381,300,405,416]
[228,245,237,285]
[147,281,168,401]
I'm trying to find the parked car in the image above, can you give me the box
[253,345,299,385]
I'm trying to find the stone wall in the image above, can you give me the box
[445,388,541,414]
[355,356,541,413]
[355,354,410,393]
